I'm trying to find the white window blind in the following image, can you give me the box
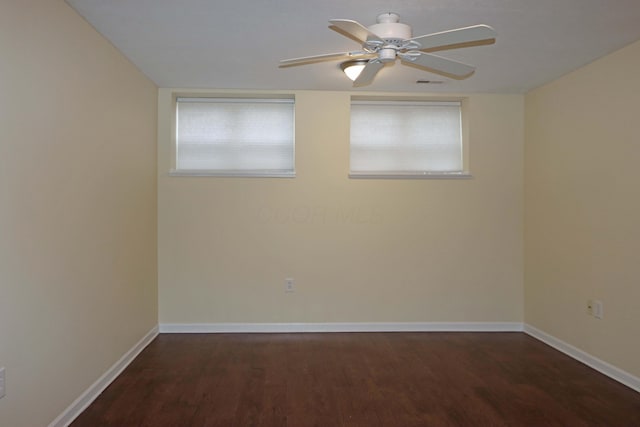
[350,100,463,177]
[175,97,295,176]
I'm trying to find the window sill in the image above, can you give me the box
[169,169,296,178]
[349,171,473,180]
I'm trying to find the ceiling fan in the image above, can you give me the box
[280,13,496,87]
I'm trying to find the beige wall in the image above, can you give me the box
[159,90,524,324]
[525,40,640,377]
[0,1,158,426]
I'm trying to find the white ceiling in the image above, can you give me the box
[66,0,640,93]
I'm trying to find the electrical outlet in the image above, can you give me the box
[285,278,295,293]
[587,299,594,316]
[593,300,604,319]
[587,299,603,319]
[0,367,6,399]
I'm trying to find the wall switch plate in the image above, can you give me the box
[285,278,295,293]
[0,367,6,399]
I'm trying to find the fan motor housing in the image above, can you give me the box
[368,13,412,44]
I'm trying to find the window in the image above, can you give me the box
[173,97,295,177]
[350,99,469,178]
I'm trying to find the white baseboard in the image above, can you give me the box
[48,325,159,427]
[159,322,524,333]
[524,324,640,393]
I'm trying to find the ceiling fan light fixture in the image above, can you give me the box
[340,59,369,81]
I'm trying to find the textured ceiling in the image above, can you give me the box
[66,0,640,93]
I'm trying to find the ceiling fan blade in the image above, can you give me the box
[353,60,384,87]
[329,19,385,45]
[409,25,496,50]
[399,51,475,78]
[280,51,370,67]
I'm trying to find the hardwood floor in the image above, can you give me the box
[71,333,640,427]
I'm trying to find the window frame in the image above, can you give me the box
[169,94,296,178]
[348,97,471,180]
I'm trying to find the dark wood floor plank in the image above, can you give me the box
[70,332,640,427]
